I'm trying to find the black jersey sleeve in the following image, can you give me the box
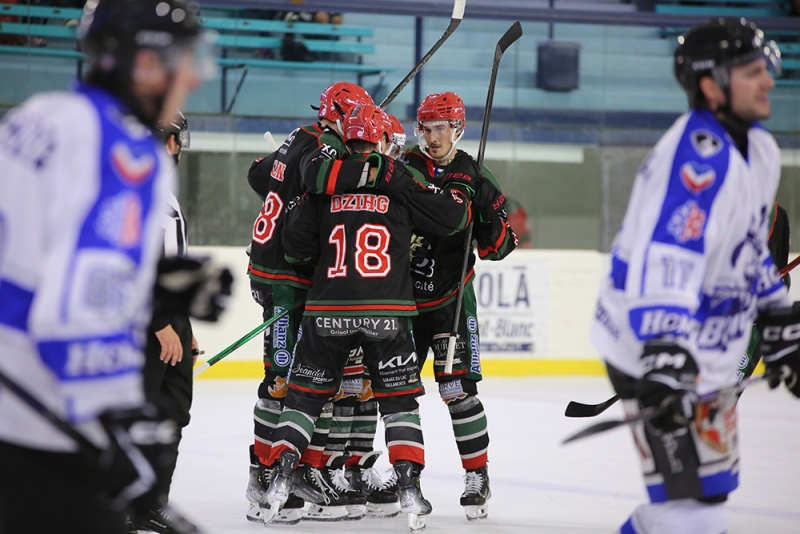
[770,202,791,288]
[247,152,278,201]
[473,166,518,260]
[283,194,322,265]
[298,128,376,194]
[399,163,472,236]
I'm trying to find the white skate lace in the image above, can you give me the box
[383,467,398,490]
[463,472,484,495]
[331,468,351,493]
[363,467,385,491]
[311,468,339,504]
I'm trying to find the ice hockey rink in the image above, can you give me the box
[169,376,800,534]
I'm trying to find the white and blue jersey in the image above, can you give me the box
[0,83,173,451]
[590,109,788,501]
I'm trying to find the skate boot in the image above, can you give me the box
[327,454,366,520]
[394,460,432,532]
[460,465,491,520]
[258,449,299,525]
[129,504,199,534]
[292,463,349,521]
[245,445,303,525]
[348,451,400,518]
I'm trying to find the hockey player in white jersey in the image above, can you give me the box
[589,18,799,534]
[0,1,221,533]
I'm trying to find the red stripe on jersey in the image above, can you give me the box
[416,269,475,309]
[462,452,488,471]
[289,382,338,395]
[434,369,467,377]
[344,364,364,376]
[248,265,313,285]
[478,221,508,257]
[373,385,424,397]
[388,443,425,466]
[305,303,417,312]
[326,160,342,195]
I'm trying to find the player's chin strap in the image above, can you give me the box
[420,127,464,163]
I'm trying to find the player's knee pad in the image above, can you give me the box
[377,394,419,416]
[438,378,479,405]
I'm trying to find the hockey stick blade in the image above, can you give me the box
[561,369,786,445]
[378,0,466,108]
[444,21,522,375]
[564,394,621,418]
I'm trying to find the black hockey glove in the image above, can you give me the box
[154,256,233,322]
[442,151,482,198]
[472,178,507,223]
[369,155,418,197]
[757,303,800,398]
[636,340,699,432]
[97,404,178,510]
[410,233,430,265]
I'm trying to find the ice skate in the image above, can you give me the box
[460,465,491,520]
[394,460,432,532]
[129,504,199,534]
[245,446,303,525]
[331,466,367,519]
[258,450,299,525]
[346,450,400,518]
[292,464,349,521]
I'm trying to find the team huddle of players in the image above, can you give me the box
[242,82,517,527]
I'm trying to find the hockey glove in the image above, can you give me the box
[757,303,800,397]
[154,256,233,322]
[442,151,482,198]
[472,179,507,224]
[97,404,178,510]
[636,340,699,432]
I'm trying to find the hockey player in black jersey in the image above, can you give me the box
[244,81,374,523]
[260,104,477,529]
[404,91,518,521]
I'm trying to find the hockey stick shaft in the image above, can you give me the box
[378,0,466,109]
[444,21,523,375]
[562,368,787,445]
[564,394,621,418]
[193,301,302,378]
[779,254,800,276]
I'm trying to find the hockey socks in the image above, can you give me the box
[383,411,425,466]
[448,395,489,470]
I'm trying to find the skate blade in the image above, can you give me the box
[407,512,427,531]
[464,504,489,521]
[345,504,366,520]
[301,503,349,522]
[366,502,401,518]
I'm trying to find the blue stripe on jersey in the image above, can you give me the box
[646,468,738,503]
[757,256,786,299]
[620,517,638,534]
[74,84,161,267]
[650,110,731,254]
[38,332,142,382]
[0,278,34,332]
[611,252,628,290]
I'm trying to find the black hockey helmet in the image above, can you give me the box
[157,109,190,149]
[674,17,781,108]
[79,0,214,125]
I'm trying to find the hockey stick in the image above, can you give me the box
[0,367,202,532]
[565,394,621,418]
[562,368,788,445]
[443,21,523,375]
[779,254,800,276]
[193,301,302,378]
[378,0,466,109]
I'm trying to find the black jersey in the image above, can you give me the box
[403,146,517,310]
[769,202,791,287]
[283,155,472,317]
[247,123,361,289]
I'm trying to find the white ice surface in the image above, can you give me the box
[170,377,800,534]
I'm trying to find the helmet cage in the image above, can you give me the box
[414,120,464,161]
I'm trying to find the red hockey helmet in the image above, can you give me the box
[416,91,466,131]
[317,82,374,122]
[385,113,406,158]
[344,104,391,146]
